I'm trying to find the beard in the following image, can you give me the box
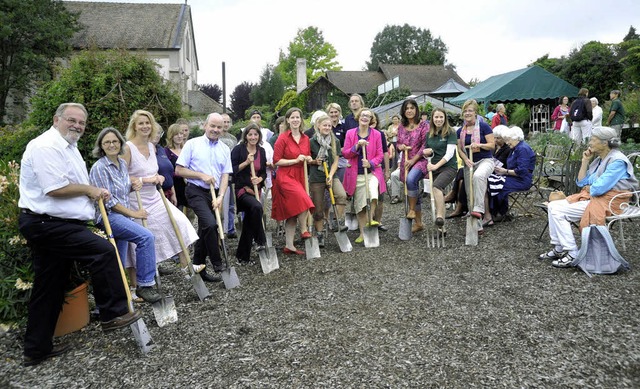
[63,128,83,145]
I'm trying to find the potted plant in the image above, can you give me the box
[54,262,91,337]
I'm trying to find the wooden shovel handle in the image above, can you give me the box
[98,198,134,310]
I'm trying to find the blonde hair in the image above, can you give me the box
[313,114,337,156]
[166,123,183,148]
[126,110,160,140]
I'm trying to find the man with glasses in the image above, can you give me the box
[18,103,141,367]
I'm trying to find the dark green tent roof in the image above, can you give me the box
[450,65,579,106]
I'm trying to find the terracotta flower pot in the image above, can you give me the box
[54,281,90,337]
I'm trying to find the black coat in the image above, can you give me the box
[230,143,267,199]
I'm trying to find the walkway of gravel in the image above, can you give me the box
[2,199,639,388]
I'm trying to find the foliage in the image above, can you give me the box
[366,24,448,70]
[508,104,531,129]
[274,90,301,116]
[621,89,640,127]
[559,41,623,102]
[0,160,31,324]
[0,0,80,123]
[27,48,182,166]
[198,83,222,103]
[619,37,640,86]
[419,102,434,119]
[0,124,42,164]
[251,64,285,108]
[229,81,254,122]
[275,26,341,89]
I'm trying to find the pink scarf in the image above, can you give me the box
[458,118,480,155]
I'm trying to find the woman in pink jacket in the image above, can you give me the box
[342,108,387,244]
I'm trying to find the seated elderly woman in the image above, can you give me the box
[492,125,512,167]
[485,126,536,225]
[540,126,639,268]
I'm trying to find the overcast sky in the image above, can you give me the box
[68,0,639,100]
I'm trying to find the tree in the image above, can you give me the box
[198,83,222,103]
[24,49,182,163]
[0,0,80,123]
[619,26,640,86]
[251,64,285,107]
[275,26,341,89]
[229,81,254,121]
[559,41,623,102]
[366,24,448,70]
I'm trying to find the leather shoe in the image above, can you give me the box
[101,310,142,331]
[136,286,163,304]
[23,343,70,367]
[200,271,223,282]
[283,247,304,255]
[226,231,237,239]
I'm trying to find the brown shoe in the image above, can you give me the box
[23,343,70,367]
[101,310,142,331]
[411,223,424,233]
[406,210,416,219]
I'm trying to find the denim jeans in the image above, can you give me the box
[406,167,426,211]
[104,212,156,286]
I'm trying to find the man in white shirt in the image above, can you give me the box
[19,103,141,367]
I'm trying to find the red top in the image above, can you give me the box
[271,130,315,221]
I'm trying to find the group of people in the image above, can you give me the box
[17,92,636,367]
[550,89,625,144]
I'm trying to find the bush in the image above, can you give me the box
[0,124,42,164]
[0,160,32,325]
[27,48,183,166]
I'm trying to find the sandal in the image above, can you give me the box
[482,219,494,228]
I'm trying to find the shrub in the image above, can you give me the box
[0,160,32,325]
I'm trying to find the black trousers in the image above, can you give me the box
[19,213,129,359]
[235,192,266,261]
[185,184,222,269]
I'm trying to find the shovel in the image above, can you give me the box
[345,204,359,231]
[323,161,352,252]
[262,188,274,247]
[98,198,154,354]
[465,147,479,246]
[135,191,178,327]
[303,160,321,259]
[158,187,211,301]
[250,162,279,274]
[426,165,443,248]
[361,147,380,248]
[398,150,412,241]
[211,187,241,289]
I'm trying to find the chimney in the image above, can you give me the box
[296,58,307,93]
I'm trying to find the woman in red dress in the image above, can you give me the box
[272,107,315,255]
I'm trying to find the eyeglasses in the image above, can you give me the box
[360,113,372,119]
[102,140,120,146]
[61,116,86,127]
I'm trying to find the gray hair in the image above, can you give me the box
[503,126,524,141]
[93,127,126,158]
[590,97,598,105]
[492,124,509,138]
[55,103,88,119]
[592,126,620,147]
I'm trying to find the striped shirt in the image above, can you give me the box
[89,155,131,223]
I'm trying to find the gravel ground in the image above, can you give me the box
[2,197,639,388]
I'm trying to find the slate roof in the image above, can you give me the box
[378,64,468,95]
[326,71,387,95]
[325,65,468,97]
[63,1,194,51]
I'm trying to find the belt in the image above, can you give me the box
[20,209,88,225]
